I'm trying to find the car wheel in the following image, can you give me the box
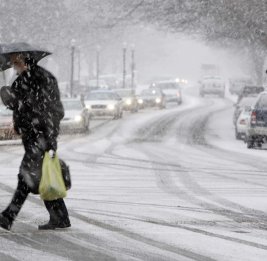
[235,129,242,140]
[247,136,254,149]
[112,113,118,120]
[84,123,89,133]
[257,142,262,148]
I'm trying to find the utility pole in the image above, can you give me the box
[96,45,100,87]
[70,39,75,97]
[78,48,81,85]
[131,44,135,93]
[122,42,127,89]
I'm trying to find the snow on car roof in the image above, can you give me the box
[239,96,258,106]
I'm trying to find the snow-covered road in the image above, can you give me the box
[1,88,267,260]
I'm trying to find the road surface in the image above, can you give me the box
[0,87,267,260]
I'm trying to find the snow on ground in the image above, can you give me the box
[1,87,267,260]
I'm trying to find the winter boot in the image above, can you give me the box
[38,218,71,230]
[0,214,12,231]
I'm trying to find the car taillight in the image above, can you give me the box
[251,111,257,125]
[177,92,180,97]
[239,119,246,125]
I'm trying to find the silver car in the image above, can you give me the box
[84,90,123,119]
[0,106,17,140]
[61,99,90,133]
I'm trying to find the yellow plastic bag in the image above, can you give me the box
[39,152,67,201]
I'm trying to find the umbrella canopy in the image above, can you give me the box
[0,42,51,71]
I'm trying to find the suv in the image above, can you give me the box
[199,76,225,98]
[246,92,267,148]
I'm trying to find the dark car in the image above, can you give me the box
[150,81,182,105]
[115,89,139,112]
[229,78,253,95]
[138,88,166,109]
[237,85,264,103]
[246,92,267,148]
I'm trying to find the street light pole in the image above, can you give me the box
[70,39,76,97]
[122,42,127,89]
[96,45,100,88]
[77,48,81,85]
[131,44,135,93]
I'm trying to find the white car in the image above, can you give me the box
[0,106,17,140]
[235,107,252,140]
[61,99,90,133]
[200,76,225,98]
[84,90,123,119]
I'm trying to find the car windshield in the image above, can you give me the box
[154,82,179,90]
[62,100,83,110]
[141,89,160,96]
[116,90,133,97]
[0,106,12,116]
[86,92,116,100]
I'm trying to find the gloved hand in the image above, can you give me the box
[48,150,56,158]
[46,137,57,153]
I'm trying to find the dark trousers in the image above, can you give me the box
[2,135,69,224]
[2,174,69,224]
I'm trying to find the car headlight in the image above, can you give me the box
[74,115,83,122]
[126,99,132,105]
[86,105,91,109]
[108,104,115,110]
[155,98,161,103]
[138,99,143,104]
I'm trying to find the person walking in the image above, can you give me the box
[0,53,70,231]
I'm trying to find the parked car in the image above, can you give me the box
[237,85,264,103]
[115,89,138,112]
[235,106,253,140]
[233,96,258,126]
[138,88,166,109]
[0,105,17,140]
[229,78,253,95]
[150,81,182,105]
[245,92,267,148]
[84,90,123,119]
[199,76,225,98]
[61,99,90,133]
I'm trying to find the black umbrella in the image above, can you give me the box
[0,42,51,71]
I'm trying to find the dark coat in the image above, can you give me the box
[10,64,64,151]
